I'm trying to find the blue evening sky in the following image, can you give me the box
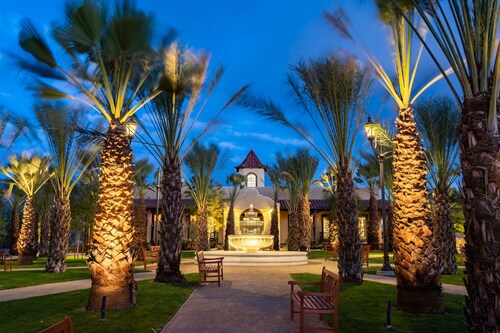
[0,1,451,184]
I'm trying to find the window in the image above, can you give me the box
[246,173,257,187]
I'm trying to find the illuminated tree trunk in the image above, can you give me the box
[271,201,280,251]
[155,157,186,284]
[46,196,71,273]
[367,191,380,250]
[337,164,362,282]
[195,207,210,251]
[392,107,443,313]
[433,190,457,275]
[17,196,38,265]
[224,203,235,250]
[38,209,50,257]
[461,95,500,330]
[387,203,394,251]
[298,197,312,252]
[9,204,20,255]
[133,197,147,255]
[287,209,299,251]
[87,124,136,310]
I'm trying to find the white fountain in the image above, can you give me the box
[228,204,274,253]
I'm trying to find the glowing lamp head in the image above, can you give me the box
[125,121,138,140]
[364,116,376,143]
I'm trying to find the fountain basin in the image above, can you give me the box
[197,250,308,266]
[228,235,274,253]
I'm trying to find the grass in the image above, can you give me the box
[291,273,466,333]
[10,257,88,269]
[0,274,198,333]
[363,267,466,286]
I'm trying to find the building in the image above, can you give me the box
[139,149,379,247]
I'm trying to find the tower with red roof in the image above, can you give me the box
[235,148,267,187]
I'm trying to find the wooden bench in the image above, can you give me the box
[196,251,224,287]
[361,244,370,268]
[141,245,160,270]
[324,241,339,261]
[39,316,73,333]
[0,251,12,272]
[288,266,341,333]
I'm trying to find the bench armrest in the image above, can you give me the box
[288,281,321,286]
[297,291,337,298]
[202,257,224,261]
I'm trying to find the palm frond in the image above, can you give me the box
[19,19,57,68]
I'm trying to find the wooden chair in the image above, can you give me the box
[39,316,73,333]
[324,241,339,261]
[141,245,160,270]
[288,266,341,333]
[0,251,12,272]
[196,251,224,287]
[361,244,370,268]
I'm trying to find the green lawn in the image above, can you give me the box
[291,273,466,333]
[0,275,198,333]
[10,257,88,269]
[363,267,466,286]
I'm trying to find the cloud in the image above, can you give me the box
[219,141,245,150]
[231,131,309,147]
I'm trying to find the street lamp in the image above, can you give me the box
[364,116,394,276]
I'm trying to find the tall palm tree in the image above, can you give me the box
[137,42,247,283]
[0,155,51,264]
[184,143,220,251]
[224,173,245,250]
[242,55,373,282]
[17,1,162,309]
[415,97,460,275]
[325,3,443,310]
[36,183,55,257]
[34,103,96,273]
[267,165,284,251]
[355,151,381,250]
[132,158,154,253]
[4,185,25,255]
[278,149,318,253]
[408,0,499,327]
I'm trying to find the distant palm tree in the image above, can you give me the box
[356,151,381,250]
[415,97,460,275]
[4,185,25,255]
[317,166,338,242]
[137,42,247,283]
[184,143,220,251]
[224,173,245,250]
[132,158,154,253]
[242,55,373,282]
[34,103,96,273]
[409,1,499,327]
[0,155,51,264]
[17,1,162,309]
[267,165,285,250]
[36,183,55,257]
[326,3,443,310]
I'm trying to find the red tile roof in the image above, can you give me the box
[235,149,267,171]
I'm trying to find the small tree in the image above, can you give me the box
[224,173,245,250]
[267,165,285,250]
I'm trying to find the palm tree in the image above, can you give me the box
[224,173,245,250]
[34,103,96,273]
[242,55,372,282]
[355,151,381,250]
[17,1,161,309]
[184,143,220,251]
[0,155,51,264]
[4,185,24,255]
[278,149,318,253]
[317,166,339,242]
[36,183,55,257]
[137,42,247,283]
[267,165,284,251]
[408,0,499,327]
[415,97,460,275]
[132,158,154,254]
[325,4,443,310]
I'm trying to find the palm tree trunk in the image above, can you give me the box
[46,195,71,273]
[9,204,20,255]
[287,209,299,251]
[461,95,500,330]
[336,164,362,282]
[392,107,443,313]
[155,157,186,284]
[133,197,147,255]
[87,124,136,310]
[367,191,380,250]
[224,203,235,250]
[195,207,210,251]
[271,201,280,251]
[38,209,50,257]
[17,196,38,265]
[433,190,457,275]
[298,197,312,252]
[387,203,394,251]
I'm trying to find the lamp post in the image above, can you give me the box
[364,116,394,275]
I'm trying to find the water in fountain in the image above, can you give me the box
[228,204,274,253]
